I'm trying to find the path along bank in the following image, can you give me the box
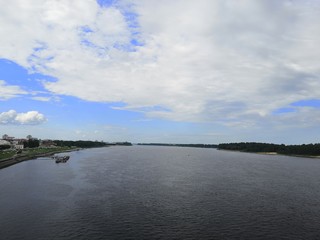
[0,148,80,170]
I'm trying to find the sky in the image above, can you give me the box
[0,0,320,144]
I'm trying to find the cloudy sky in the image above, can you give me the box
[0,0,320,144]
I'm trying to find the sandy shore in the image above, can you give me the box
[255,151,320,158]
[218,149,320,159]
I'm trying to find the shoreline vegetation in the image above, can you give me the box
[2,140,320,170]
[218,148,320,159]
[0,147,80,170]
[137,143,218,148]
[0,140,133,170]
[138,142,320,158]
[217,142,320,158]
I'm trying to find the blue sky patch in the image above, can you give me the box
[291,99,320,108]
[0,59,57,92]
[272,107,296,114]
[97,0,116,8]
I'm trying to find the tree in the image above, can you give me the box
[0,145,10,150]
[24,139,40,148]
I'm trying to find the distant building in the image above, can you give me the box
[14,144,24,150]
[40,140,57,148]
[12,139,26,150]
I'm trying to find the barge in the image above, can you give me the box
[53,155,70,163]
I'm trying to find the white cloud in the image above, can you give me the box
[30,95,60,102]
[0,110,47,125]
[0,0,320,126]
[30,96,51,102]
[0,80,27,100]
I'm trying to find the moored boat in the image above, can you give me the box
[53,155,70,163]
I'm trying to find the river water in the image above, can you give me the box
[1,146,320,240]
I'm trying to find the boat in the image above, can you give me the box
[53,155,70,163]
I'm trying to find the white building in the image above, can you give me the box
[12,139,26,150]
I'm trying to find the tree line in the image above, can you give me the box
[138,143,218,148]
[218,142,320,156]
[53,140,109,148]
[24,139,40,148]
[53,140,132,148]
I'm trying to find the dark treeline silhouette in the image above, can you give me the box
[24,139,40,148]
[218,142,320,156]
[0,145,11,150]
[53,140,107,148]
[114,142,132,146]
[138,143,218,148]
[53,140,132,148]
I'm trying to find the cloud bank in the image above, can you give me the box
[0,110,47,125]
[0,0,319,126]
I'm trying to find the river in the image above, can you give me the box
[1,146,320,239]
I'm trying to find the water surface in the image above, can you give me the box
[1,146,320,239]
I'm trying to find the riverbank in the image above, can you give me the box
[0,147,80,170]
[252,151,320,159]
[218,149,320,159]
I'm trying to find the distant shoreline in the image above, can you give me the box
[2,145,319,170]
[138,143,218,148]
[217,142,320,158]
[218,149,320,159]
[0,148,81,170]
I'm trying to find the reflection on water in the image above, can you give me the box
[1,146,320,239]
